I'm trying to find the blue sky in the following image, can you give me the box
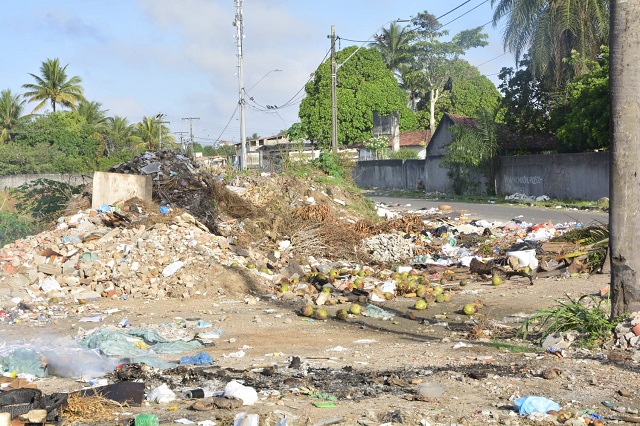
[1,0,514,146]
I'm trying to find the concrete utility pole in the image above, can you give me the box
[175,131,189,152]
[182,117,200,155]
[330,25,338,153]
[156,113,169,150]
[234,0,247,169]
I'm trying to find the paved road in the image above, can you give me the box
[367,196,609,225]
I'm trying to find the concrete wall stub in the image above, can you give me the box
[92,172,152,209]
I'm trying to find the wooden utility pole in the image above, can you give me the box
[330,25,338,153]
[610,0,640,316]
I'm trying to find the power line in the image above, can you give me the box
[475,52,508,68]
[439,0,489,28]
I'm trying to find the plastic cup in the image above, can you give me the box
[417,382,445,398]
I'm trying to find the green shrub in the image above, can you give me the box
[389,148,419,160]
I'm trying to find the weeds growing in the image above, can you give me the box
[517,294,627,348]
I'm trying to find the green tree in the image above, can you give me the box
[134,116,173,151]
[10,111,102,172]
[491,0,609,86]
[299,47,416,147]
[406,12,489,131]
[104,116,140,157]
[22,58,86,113]
[441,109,499,195]
[369,22,415,76]
[285,122,310,143]
[554,47,609,152]
[0,89,26,143]
[498,57,553,134]
[77,100,108,126]
[433,60,502,122]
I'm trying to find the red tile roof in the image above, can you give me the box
[446,113,477,128]
[387,129,432,147]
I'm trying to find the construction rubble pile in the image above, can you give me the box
[1,151,634,425]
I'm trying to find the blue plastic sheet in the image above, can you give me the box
[179,351,214,365]
[514,396,561,415]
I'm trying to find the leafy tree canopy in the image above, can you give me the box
[554,46,610,152]
[497,57,553,135]
[298,46,416,147]
[427,60,502,125]
[403,14,489,130]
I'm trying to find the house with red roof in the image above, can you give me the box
[357,129,432,160]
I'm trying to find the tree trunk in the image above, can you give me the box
[429,88,439,131]
[610,0,640,317]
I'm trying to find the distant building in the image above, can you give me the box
[235,133,290,168]
[427,112,558,158]
[356,129,432,160]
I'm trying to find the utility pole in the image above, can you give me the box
[156,113,169,150]
[182,117,200,156]
[610,0,640,316]
[330,25,338,153]
[175,131,189,152]
[234,0,247,169]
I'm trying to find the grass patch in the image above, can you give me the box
[517,294,627,348]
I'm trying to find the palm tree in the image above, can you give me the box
[369,22,415,76]
[135,116,159,151]
[104,116,137,156]
[491,0,609,85]
[77,100,108,126]
[134,116,173,151]
[0,89,26,143]
[22,58,86,113]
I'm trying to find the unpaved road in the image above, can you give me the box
[4,269,638,426]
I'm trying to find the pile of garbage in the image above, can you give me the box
[0,153,613,322]
[614,311,640,351]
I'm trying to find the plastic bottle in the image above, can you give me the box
[134,414,159,426]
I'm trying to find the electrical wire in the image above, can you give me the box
[475,52,508,68]
[211,104,239,145]
[439,0,489,28]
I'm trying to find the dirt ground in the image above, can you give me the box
[3,269,638,426]
[1,163,636,426]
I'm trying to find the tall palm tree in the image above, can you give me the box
[491,0,609,85]
[369,22,415,77]
[77,100,108,126]
[22,58,86,113]
[0,89,26,143]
